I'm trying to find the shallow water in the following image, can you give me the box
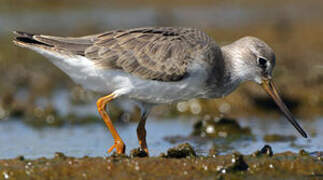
[0,117,321,159]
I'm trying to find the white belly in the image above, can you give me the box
[93,69,209,104]
[29,46,211,104]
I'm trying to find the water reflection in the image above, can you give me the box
[0,117,321,159]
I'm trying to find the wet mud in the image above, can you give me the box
[0,144,322,180]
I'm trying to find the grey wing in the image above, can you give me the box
[84,27,214,81]
[13,27,215,81]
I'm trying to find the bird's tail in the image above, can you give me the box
[13,31,93,55]
[13,31,54,50]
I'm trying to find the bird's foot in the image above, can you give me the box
[108,140,126,154]
[138,140,149,156]
[130,147,148,157]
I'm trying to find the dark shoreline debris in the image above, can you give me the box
[163,143,197,158]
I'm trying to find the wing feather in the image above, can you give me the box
[14,27,217,81]
[85,27,214,81]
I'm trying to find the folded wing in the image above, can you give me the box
[14,27,215,81]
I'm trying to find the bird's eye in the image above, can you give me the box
[257,57,267,68]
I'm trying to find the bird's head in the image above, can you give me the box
[223,36,307,138]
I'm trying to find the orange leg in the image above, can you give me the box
[97,93,125,154]
[136,111,149,155]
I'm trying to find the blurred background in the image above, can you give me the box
[0,0,322,158]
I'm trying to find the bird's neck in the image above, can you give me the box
[203,44,243,98]
[203,41,256,98]
[221,43,254,84]
[206,43,251,97]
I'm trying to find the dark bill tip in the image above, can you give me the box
[261,79,308,138]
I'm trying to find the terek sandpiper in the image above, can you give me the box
[13,27,307,155]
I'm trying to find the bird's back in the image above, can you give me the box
[14,27,220,81]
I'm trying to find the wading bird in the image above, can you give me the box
[13,27,307,155]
